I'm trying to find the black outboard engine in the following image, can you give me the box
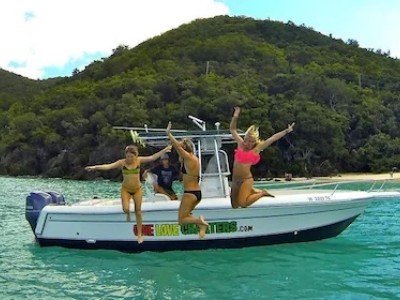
[25,191,65,233]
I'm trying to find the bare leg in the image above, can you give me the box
[179,194,208,239]
[155,185,178,200]
[237,179,273,208]
[230,180,241,209]
[121,188,131,222]
[133,189,144,244]
[242,191,274,207]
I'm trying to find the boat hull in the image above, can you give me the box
[36,214,359,252]
[31,191,373,252]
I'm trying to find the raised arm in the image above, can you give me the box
[85,159,124,171]
[140,145,172,164]
[166,121,191,160]
[230,106,244,145]
[256,122,295,151]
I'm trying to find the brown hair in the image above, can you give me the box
[125,145,138,154]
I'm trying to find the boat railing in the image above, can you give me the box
[279,178,400,195]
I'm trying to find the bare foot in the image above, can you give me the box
[263,189,275,197]
[198,215,209,240]
[199,224,208,239]
[199,215,209,226]
[138,235,143,244]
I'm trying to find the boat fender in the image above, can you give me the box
[25,191,52,232]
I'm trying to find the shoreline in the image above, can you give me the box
[261,172,400,183]
[314,172,400,181]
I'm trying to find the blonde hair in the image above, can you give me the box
[245,125,260,143]
[181,138,193,153]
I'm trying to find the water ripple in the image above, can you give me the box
[1,176,400,299]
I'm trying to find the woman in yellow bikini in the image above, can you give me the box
[166,121,209,239]
[85,144,171,243]
[230,106,295,208]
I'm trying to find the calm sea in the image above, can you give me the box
[1,176,399,300]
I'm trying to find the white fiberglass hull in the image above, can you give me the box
[31,190,375,252]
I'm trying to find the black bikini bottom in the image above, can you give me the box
[184,190,202,201]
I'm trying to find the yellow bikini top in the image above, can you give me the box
[122,165,140,175]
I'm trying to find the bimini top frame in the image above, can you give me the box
[114,116,244,197]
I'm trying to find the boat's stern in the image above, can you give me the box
[25,191,65,234]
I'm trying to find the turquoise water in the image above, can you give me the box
[1,176,400,299]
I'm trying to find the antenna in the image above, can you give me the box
[215,122,220,132]
[188,115,206,131]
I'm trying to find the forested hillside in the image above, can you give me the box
[1,15,400,179]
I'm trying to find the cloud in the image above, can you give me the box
[0,0,228,79]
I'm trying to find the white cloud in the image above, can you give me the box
[0,0,228,79]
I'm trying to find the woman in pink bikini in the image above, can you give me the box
[230,106,295,208]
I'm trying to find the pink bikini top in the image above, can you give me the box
[234,148,260,165]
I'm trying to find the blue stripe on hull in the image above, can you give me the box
[36,215,359,252]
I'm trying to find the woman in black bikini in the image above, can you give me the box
[230,106,295,208]
[166,121,209,239]
[85,144,171,244]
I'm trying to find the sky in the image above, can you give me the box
[1,0,399,80]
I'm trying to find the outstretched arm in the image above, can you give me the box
[256,122,295,151]
[230,106,244,145]
[140,145,172,164]
[85,159,124,171]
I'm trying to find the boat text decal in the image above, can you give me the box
[133,221,252,237]
[133,224,179,236]
[307,195,331,201]
[181,221,238,235]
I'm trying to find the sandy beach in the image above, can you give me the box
[315,172,400,181]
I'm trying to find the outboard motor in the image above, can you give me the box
[25,191,65,233]
[46,191,65,205]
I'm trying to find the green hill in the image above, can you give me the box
[1,15,400,179]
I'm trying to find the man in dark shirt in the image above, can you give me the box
[143,153,180,200]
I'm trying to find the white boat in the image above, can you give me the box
[25,117,400,252]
